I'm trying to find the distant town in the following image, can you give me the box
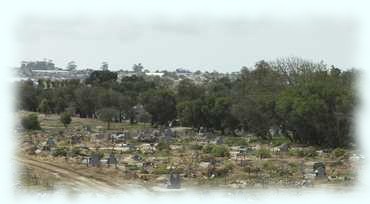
[12,59,239,84]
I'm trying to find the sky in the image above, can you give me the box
[15,14,358,73]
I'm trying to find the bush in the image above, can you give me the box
[288,147,317,158]
[52,147,68,157]
[331,148,348,158]
[127,164,140,171]
[189,144,203,151]
[153,164,169,174]
[71,147,82,157]
[21,114,41,130]
[157,141,170,151]
[224,137,248,146]
[271,136,291,147]
[256,148,272,159]
[203,145,230,157]
[60,112,72,127]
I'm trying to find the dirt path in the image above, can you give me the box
[16,157,123,193]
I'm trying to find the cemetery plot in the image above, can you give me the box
[16,112,360,192]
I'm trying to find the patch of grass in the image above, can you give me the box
[256,148,272,159]
[224,137,248,146]
[189,144,203,151]
[52,146,68,157]
[153,164,169,174]
[331,148,348,159]
[288,147,317,158]
[271,136,291,147]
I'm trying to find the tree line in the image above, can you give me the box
[17,57,357,148]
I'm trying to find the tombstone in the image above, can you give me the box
[240,159,248,167]
[313,162,326,178]
[163,128,174,142]
[71,135,82,144]
[132,154,143,161]
[83,125,92,132]
[216,136,224,145]
[167,172,181,189]
[278,143,289,152]
[47,137,55,147]
[138,132,157,143]
[88,153,101,167]
[107,153,118,168]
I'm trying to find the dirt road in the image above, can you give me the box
[16,156,123,193]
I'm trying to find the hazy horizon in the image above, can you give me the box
[15,15,358,72]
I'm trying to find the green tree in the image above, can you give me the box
[142,89,177,126]
[38,98,51,115]
[74,87,99,118]
[21,114,41,130]
[60,112,72,128]
[96,107,119,129]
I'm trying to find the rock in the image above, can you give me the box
[199,162,210,169]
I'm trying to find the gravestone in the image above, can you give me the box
[107,153,118,168]
[88,153,101,167]
[132,154,143,161]
[167,172,181,189]
[163,128,174,142]
[279,143,289,152]
[313,162,326,177]
[216,136,224,145]
[46,137,55,147]
[71,135,82,144]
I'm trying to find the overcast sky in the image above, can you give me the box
[15,14,358,72]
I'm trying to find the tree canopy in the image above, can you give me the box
[17,57,357,148]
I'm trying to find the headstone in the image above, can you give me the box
[167,172,181,189]
[89,153,101,167]
[46,137,56,147]
[163,128,174,141]
[278,143,289,152]
[216,136,224,145]
[71,135,82,144]
[107,153,118,167]
[313,162,326,177]
[132,154,143,161]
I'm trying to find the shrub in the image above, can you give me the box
[225,137,248,146]
[153,164,169,174]
[202,145,213,154]
[288,147,317,158]
[256,148,272,159]
[189,144,203,151]
[262,160,275,170]
[157,141,170,151]
[331,148,347,158]
[259,149,271,159]
[271,136,291,147]
[203,145,230,157]
[304,147,318,158]
[60,112,72,127]
[52,147,68,157]
[21,114,41,130]
[224,161,234,171]
[127,164,140,171]
[71,147,82,157]
[211,145,230,157]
